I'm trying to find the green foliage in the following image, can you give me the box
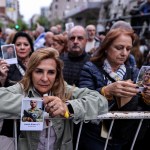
[0,22,3,28]
[8,19,28,31]
[53,18,63,25]
[16,19,28,31]
[37,16,51,30]
[30,23,37,30]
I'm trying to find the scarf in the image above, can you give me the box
[103,59,126,83]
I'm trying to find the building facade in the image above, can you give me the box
[48,0,138,28]
[0,0,20,29]
[49,0,87,25]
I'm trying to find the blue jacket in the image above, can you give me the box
[79,61,150,143]
[79,61,139,95]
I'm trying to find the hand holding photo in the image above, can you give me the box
[1,44,18,64]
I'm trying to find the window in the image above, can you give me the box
[55,4,58,9]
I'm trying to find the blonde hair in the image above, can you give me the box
[20,47,67,101]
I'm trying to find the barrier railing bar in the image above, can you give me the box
[75,121,83,150]
[13,119,17,150]
[10,112,150,150]
[47,121,53,150]
[130,119,143,150]
[97,111,150,119]
[104,119,114,150]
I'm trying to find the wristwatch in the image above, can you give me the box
[66,103,74,117]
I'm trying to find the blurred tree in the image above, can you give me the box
[17,19,28,31]
[0,22,3,28]
[37,16,51,31]
[8,19,28,31]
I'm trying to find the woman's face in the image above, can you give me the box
[51,41,64,54]
[32,58,57,95]
[15,37,31,59]
[107,34,132,68]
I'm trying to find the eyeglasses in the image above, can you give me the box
[87,29,96,32]
[69,36,85,41]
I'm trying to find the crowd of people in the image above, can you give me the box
[0,19,149,150]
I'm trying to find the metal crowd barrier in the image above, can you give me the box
[9,111,150,150]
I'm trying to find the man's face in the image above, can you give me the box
[30,100,37,109]
[68,28,87,56]
[143,70,150,85]
[86,26,96,40]
[7,47,14,54]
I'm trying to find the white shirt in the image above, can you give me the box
[85,40,95,53]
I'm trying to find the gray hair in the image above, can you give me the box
[111,20,132,31]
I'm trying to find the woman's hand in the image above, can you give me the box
[105,80,139,98]
[0,59,9,86]
[142,86,150,103]
[104,80,139,107]
[43,96,68,117]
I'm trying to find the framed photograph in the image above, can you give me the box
[20,98,44,131]
[1,44,18,64]
[65,22,74,32]
[136,66,150,91]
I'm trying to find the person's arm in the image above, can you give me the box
[43,82,108,123]
[65,83,108,123]
[36,109,43,122]
[103,80,139,108]
[0,83,23,118]
[79,62,103,92]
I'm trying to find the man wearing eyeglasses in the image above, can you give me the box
[85,24,100,55]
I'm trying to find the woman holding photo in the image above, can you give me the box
[78,28,150,150]
[0,47,108,150]
[0,31,34,86]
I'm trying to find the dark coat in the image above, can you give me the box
[79,61,149,144]
[60,52,90,86]
[5,60,26,86]
[1,60,25,137]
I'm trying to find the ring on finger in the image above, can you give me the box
[2,66,5,69]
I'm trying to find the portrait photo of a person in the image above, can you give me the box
[22,100,43,122]
[1,44,16,59]
[141,68,150,86]
[137,66,150,88]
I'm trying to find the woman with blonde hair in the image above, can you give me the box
[0,47,108,150]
